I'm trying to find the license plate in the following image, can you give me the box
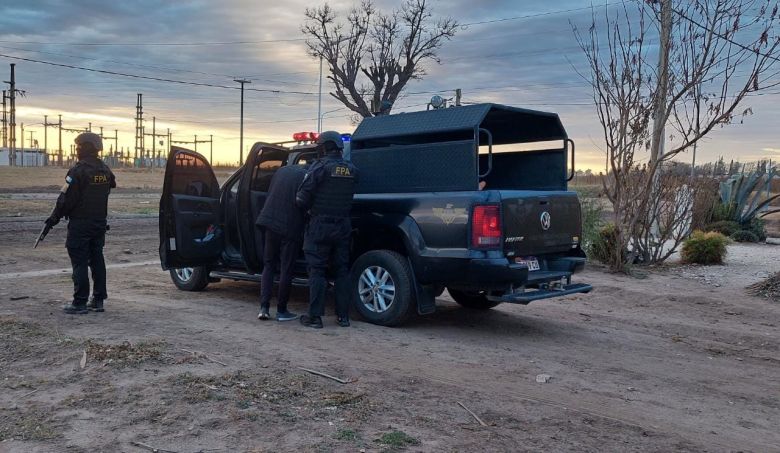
[516,257,540,271]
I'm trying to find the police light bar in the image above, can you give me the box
[293,132,319,142]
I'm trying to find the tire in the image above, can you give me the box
[447,288,502,310]
[169,267,210,291]
[350,250,415,327]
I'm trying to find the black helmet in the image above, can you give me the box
[317,130,344,150]
[74,132,103,152]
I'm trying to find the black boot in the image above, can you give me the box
[300,315,323,329]
[87,298,104,312]
[337,317,350,327]
[63,302,88,315]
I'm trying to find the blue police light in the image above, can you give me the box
[341,133,351,142]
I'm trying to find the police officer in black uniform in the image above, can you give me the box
[256,162,308,322]
[296,131,358,328]
[45,132,116,314]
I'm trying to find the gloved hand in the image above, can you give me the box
[45,216,60,228]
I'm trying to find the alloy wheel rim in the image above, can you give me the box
[175,267,194,282]
[358,266,396,313]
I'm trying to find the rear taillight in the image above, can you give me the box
[471,205,502,249]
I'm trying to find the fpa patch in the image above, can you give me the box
[93,174,109,184]
[331,165,353,178]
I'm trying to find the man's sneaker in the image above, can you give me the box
[257,307,271,320]
[276,310,299,322]
[300,315,323,329]
[337,317,351,327]
[87,298,104,312]
[63,303,88,315]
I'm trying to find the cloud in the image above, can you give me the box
[0,0,777,168]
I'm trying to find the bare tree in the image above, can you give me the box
[302,0,458,118]
[574,0,780,271]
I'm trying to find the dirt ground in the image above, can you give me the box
[1,209,779,452]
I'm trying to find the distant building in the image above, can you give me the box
[0,148,48,166]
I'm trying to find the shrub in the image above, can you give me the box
[730,230,760,243]
[744,218,767,241]
[589,223,623,265]
[704,220,740,237]
[681,231,729,265]
[580,198,604,254]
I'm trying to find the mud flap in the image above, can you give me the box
[407,257,436,315]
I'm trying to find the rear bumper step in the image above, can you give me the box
[490,283,593,304]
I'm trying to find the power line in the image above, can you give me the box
[0,44,319,87]
[0,52,317,95]
[672,7,780,64]
[0,38,306,47]
[462,2,616,26]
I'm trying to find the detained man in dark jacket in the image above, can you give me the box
[45,132,116,314]
[255,163,308,321]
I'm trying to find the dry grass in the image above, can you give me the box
[85,339,167,367]
[0,166,236,192]
[747,272,780,301]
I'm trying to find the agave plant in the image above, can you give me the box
[718,167,780,224]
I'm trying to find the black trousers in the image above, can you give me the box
[66,218,107,305]
[303,216,351,318]
[260,229,301,312]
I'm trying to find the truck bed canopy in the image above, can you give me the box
[350,103,568,149]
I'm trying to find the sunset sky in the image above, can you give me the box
[1,0,779,170]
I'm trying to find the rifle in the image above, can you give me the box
[34,206,58,249]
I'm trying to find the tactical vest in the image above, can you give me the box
[310,159,356,218]
[69,160,112,220]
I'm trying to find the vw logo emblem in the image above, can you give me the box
[540,211,551,230]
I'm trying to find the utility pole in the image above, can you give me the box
[144,116,167,167]
[455,88,462,107]
[171,135,212,158]
[234,78,250,165]
[7,64,17,166]
[650,0,672,167]
[19,122,23,166]
[1,90,6,148]
[43,115,59,165]
[58,115,63,166]
[210,134,213,164]
[135,93,144,168]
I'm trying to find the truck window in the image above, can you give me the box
[171,153,218,197]
[251,149,288,192]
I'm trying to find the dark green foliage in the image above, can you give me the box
[590,223,623,265]
[705,220,741,236]
[681,231,729,265]
[710,202,737,222]
[377,430,420,448]
[580,198,604,256]
[730,230,759,243]
[745,218,767,241]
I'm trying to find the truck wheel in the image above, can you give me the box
[447,289,502,310]
[169,267,210,291]
[350,250,415,327]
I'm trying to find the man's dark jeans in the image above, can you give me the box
[66,218,107,305]
[260,229,301,313]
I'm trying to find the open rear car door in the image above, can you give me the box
[236,144,292,274]
[159,146,223,270]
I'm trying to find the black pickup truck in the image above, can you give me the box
[159,103,592,326]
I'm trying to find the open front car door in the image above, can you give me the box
[159,147,223,270]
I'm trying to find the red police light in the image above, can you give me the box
[293,132,320,142]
